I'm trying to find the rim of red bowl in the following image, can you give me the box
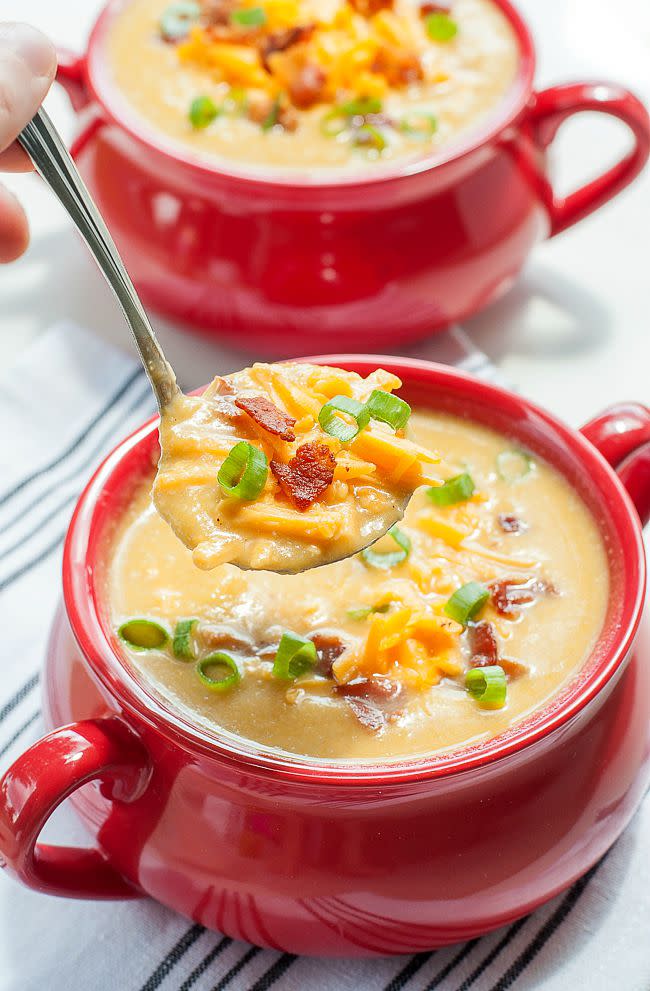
[63,356,646,786]
[84,0,537,191]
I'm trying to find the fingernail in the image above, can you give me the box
[0,22,56,80]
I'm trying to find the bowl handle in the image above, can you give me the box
[0,718,150,899]
[54,48,107,158]
[581,403,650,527]
[529,82,650,237]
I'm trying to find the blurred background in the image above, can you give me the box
[1,0,649,423]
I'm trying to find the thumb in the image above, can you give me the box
[0,22,56,170]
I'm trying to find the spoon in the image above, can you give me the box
[18,108,179,411]
[18,108,416,571]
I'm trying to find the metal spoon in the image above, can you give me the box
[18,108,179,411]
[18,107,414,570]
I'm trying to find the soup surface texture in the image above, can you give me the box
[108,0,519,171]
[110,410,609,760]
[154,362,440,572]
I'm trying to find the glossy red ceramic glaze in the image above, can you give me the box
[54,4,650,353]
[0,359,648,955]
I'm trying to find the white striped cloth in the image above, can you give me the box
[0,322,648,991]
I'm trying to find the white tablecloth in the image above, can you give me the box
[0,323,648,991]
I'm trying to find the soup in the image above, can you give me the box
[154,362,440,572]
[110,409,609,760]
[108,0,519,171]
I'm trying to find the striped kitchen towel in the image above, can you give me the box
[0,321,648,991]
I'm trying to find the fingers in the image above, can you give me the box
[0,22,56,173]
[0,181,29,262]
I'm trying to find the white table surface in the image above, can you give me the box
[1,0,649,425]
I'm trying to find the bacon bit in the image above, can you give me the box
[489,577,555,619]
[288,62,327,110]
[195,624,254,654]
[371,48,424,86]
[498,513,527,534]
[335,676,403,731]
[270,442,336,510]
[234,394,296,442]
[260,25,315,72]
[310,632,347,677]
[419,1,451,14]
[471,653,528,680]
[201,0,236,25]
[349,0,394,14]
[467,619,527,679]
[246,95,299,132]
[467,620,499,665]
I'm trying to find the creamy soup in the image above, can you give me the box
[111,410,609,760]
[154,362,440,572]
[108,0,519,172]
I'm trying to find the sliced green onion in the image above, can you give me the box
[226,86,248,113]
[365,390,411,431]
[196,652,241,691]
[425,11,458,41]
[466,665,507,709]
[361,525,411,570]
[399,111,438,139]
[261,96,281,131]
[272,632,317,680]
[173,618,199,660]
[231,6,267,26]
[444,582,489,625]
[318,395,370,443]
[321,110,348,137]
[427,472,475,506]
[496,449,534,484]
[353,124,387,152]
[118,618,169,652]
[340,97,383,117]
[218,441,268,500]
[347,603,390,620]
[189,95,220,129]
[160,1,200,41]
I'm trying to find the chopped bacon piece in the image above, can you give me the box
[471,653,527,680]
[467,620,499,665]
[288,62,327,110]
[234,394,296,442]
[498,513,527,534]
[201,0,237,25]
[270,442,336,510]
[335,676,403,731]
[419,1,451,14]
[195,624,254,654]
[467,619,527,679]
[349,0,394,14]
[489,577,555,619]
[310,632,347,677]
[260,25,315,71]
[371,48,424,86]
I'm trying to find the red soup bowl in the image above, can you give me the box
[1,358,650,956]
[55,2,650,354]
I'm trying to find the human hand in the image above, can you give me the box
[0,22,56,262]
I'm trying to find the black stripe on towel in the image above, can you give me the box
[248,953,297,991]
[139,924,205,991]
[488,857,607,990]
[178,937,232,991]
[0,672,39,726]
[0,367,144,509]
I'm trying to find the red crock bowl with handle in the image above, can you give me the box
[1,357,649,956]
[55,1,650,354]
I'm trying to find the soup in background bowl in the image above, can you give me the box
[108,0,519,172]
[0,358,648,956]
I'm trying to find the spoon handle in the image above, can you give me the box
[18,108,178,411]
